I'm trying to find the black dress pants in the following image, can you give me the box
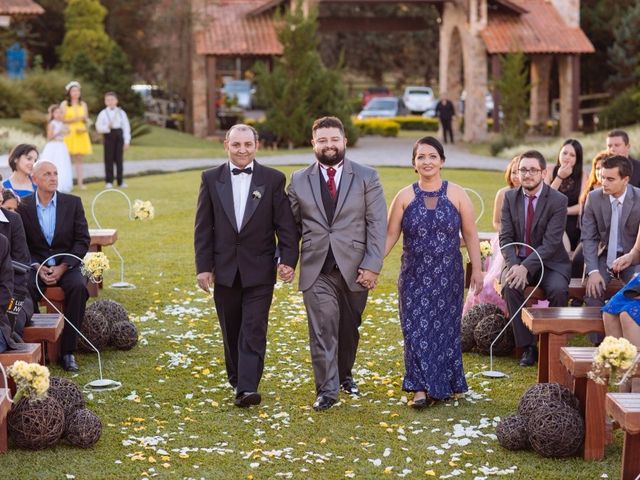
[441,118,454,144]
[104,129,124,185]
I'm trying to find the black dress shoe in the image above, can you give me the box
[519,346,538,367]
[234,391,261,408]
[61,354,79,372]
[340,378,360,396]
[312,395,336,411]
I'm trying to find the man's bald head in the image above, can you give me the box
[33,160,57,176]
[32,160,58,194]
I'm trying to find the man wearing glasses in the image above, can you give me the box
[500,150,571,367]
[581,156,640,328]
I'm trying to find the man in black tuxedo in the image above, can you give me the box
[17,160,90,372]
[0,233,18,352]
[500,150,571,367]
[607,129,640,187]
[194,124,298,408]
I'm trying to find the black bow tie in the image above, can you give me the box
[232,167,252,175]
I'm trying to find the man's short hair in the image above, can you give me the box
[607,129,630,145]
[225,124,259,144]
[104,91,118,98]
[519,150,546,171]
[601,155,632,179]
[312,116,345,136]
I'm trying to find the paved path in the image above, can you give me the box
[0,136,507,182]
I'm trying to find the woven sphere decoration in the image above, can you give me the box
[473,313,515,356]
[8,397,65,449]
[110,321,138,350]
[79,308,110,351]
[64,409,102,448]
[527,401,584,458]
[496,414,530,451]
[461,304,503,352]
[88,299,129,325]
[517,382,580,417]
[48,377,85,418]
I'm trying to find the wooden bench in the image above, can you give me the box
[0,388,10,453]
[606,393,640,480]
[22,313,64,364]
[88,228,118,297]
[0,343,43,395]
[560,347,640,461]
[522,307,603,383]
[39,286,65,314]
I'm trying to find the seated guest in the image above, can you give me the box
[0,233,20,353]
[500,150,571,367]
[1,188,20,212]
[17,160,90,372]
[581,156,640,310]
[2,144,38,198]
[606,129,640,187]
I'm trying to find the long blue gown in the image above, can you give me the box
[398,181,468,399]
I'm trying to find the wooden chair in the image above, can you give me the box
[606,393,640,480]
[22,313,64,364]
[39,286,65,314]
[0,388,10,453]
[88,228,118,297]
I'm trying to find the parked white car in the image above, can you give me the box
[402,86,435,114]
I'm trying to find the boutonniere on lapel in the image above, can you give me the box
[252,190,262,200]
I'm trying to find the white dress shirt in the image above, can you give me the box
[230,160,254,230]
[95,107,132,144]
[318,161,344,190]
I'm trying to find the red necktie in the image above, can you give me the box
[524,194,535,256]
[327,167,337,199]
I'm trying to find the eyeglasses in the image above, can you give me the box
[518,168,543,176]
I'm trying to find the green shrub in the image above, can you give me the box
[20,109,48,130]
[0,76,36,118]
[391,115,439,131]
[354,118,400,137]
[598,87,640,130]
[490,135,517,156]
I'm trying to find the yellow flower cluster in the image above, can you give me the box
[81,252,110,282]
[588,336,638,385]
[7,361,50,401]
[479,241,493,261]
[133,199,155,221]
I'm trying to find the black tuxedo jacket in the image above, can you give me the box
[17,192,90,268]
[0,207,30,293]
[194,161,299,288]
[629,156,640,188]
[500,183,572,280]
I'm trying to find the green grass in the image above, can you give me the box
[2,167,621,479]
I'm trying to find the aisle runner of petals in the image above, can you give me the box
[110,287,525,479]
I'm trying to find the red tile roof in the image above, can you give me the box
[0,0,44,15]
[481,0,594,54]
[195,0,283,56]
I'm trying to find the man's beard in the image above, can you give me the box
[315,146,345,166]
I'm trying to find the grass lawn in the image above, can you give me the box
[2,167,621,479]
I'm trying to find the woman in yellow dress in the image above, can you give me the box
[61,81,92,189]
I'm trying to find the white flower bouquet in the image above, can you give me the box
[81,252,110,282]
[588,336,638,386]
[7,361,50,402]
[133,199,154,221]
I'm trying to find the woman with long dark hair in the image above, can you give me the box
[2,144,38,197]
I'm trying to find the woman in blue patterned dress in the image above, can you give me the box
[603,228,640,348]
[385,136,483,408]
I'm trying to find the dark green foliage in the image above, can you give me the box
[254,2,358,148]
[22,69,98,112]
[130,117,152,140]
[0,76,36,117]
[606,0,640,91]
[598,87,640,129]
[490,135,517,156]
[495,53,530,141]
[59,0,115,66]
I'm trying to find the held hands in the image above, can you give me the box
[277,264,295,283]
[38,264,68,286]
[505,264,528,290]
[586,271,605,298]
[357,268,379,290]
[197,272,214,293]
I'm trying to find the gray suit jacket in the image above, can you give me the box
[287,158,387,292]
[581,185,640,275]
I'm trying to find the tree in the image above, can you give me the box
[606,0,640,91]
[59,0,115,67]
[255,2,358,148]
[496,53,530,140]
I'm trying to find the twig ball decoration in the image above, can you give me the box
[48,377,85,418]
[517,383,580,417]
[64,409,102,448]
[8,397,65,449]
[527,402,584,458]
[473,313,515,356]
[110,321,138,350]
[496,414,530,451]
[79,308,110,351]
[88,299,129,325]
[461,304,502,352]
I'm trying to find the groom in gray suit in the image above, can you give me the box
[288,116,387,411]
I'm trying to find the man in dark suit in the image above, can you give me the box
[17,160,90,372]
[435,94,455,144]
[582,155,640,303]
[0,234,18,352]
[607,130,640,187]
[194,124,298,408]
[500,150,571,367]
